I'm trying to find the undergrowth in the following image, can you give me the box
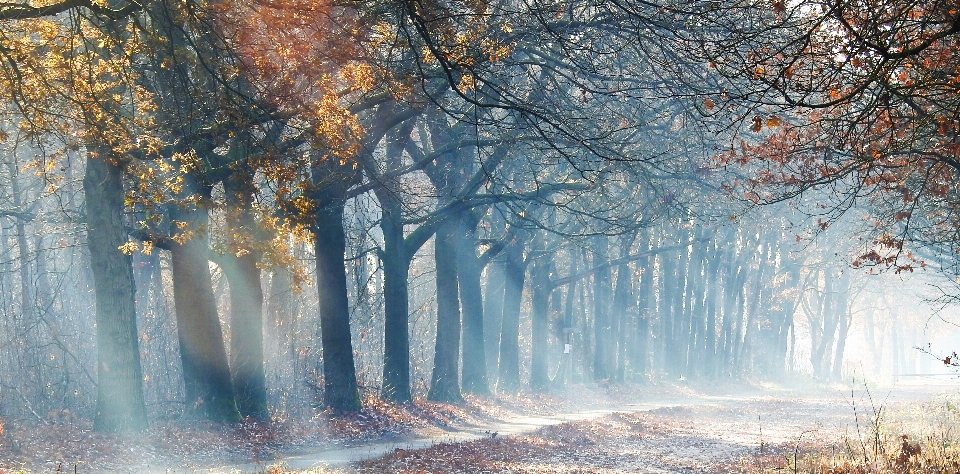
[751,391,960,474]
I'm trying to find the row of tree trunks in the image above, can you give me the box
[81,140,860,429]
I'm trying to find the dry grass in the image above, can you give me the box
[737,392,960,474]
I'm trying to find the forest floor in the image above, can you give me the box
[0,378,956,473]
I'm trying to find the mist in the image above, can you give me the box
[2,0,960,471]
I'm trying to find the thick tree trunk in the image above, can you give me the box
[592,238,613,380]
[456,214,489,395]
[84,154,148,432]
[428,222,463,402]
[497,236,525,393]
[482,258,506,385]
[379,191,412,403]
[611,262,632,383]
[170,200,241,423]
[529,256,552,392]
[314,197,361,412]
[224,169,269,420]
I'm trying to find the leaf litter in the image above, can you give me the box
[0,382,950,473]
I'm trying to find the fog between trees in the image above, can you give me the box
[0,0,957,432]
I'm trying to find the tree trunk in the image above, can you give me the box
[379,190,412,403]
[314,196,361,412]
[611,262,632,383]
[592,238,613,380]
[635,234,654,379]
[686,241,707,378]
[810,269,837,380]
[720,240,748,378]
[497,235,525,393]
[483,258,506,385]
[529,255,552,392]
[84,153,148,432]
[457,213,489,395]
[703,238,722,379]
[170,199,241,423]
[223,168,269,420]
[661,244,681,377]
[738,241,767,375]
[558,249,579,385]
[428,221,463,402]
[675,233,693,378]
[831,271,851,381]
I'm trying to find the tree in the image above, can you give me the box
[85,150,149,431]
[0,6,153,430]
[700,0,960,278]
[311,155,363,412]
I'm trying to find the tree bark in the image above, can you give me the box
[223,168,269,420]
[379,189,412,403]
[497,235,525,393]
[831,270,851,381]
[456,213,489,395]
[611,262,632,383]
[482,258,506,385]
[810,268,838,380]
[634,231,654,379]
[660,244,681,377]
[170,198,241,423]
[314,195,362,412]
[428,221,463,402]
[84,153,148,432]
[592,237,613,380]
[703,239,723,379]
[529,255,552,392]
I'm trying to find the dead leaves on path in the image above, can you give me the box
[356,411,745,473]
[0,388,622,473]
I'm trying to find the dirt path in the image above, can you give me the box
[222,399,712,472]
[1,381,952,473]
[216,382,959,473]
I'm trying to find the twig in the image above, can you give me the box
[14,386,46,424]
